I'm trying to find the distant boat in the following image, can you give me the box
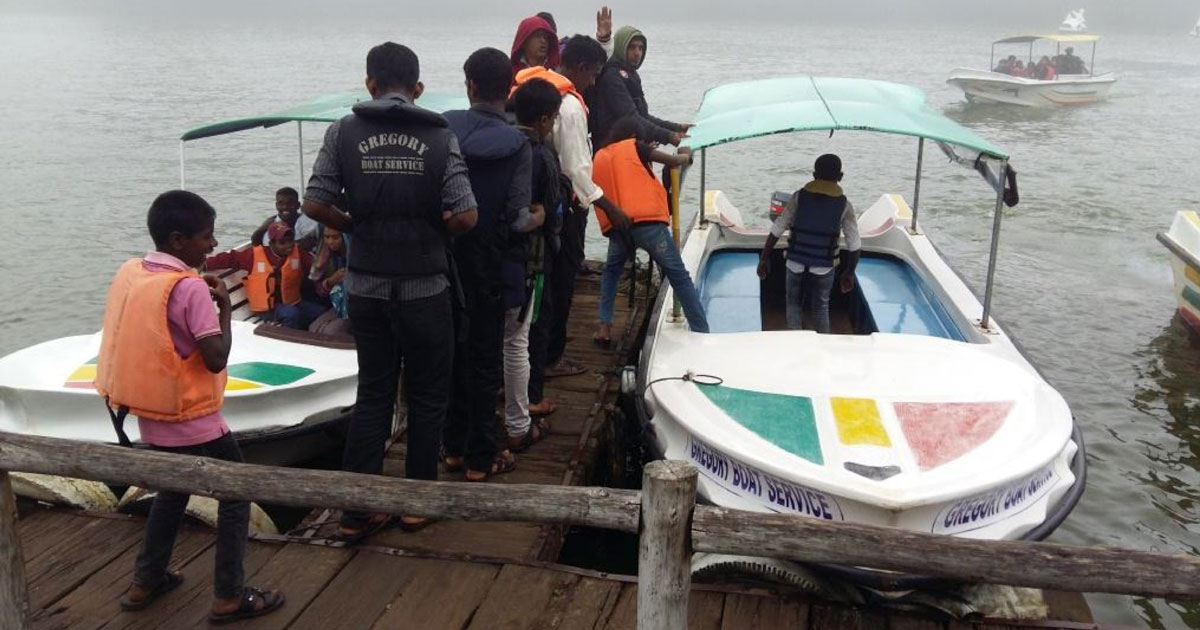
[947,34,1116,108]
[1059,8,1087,33]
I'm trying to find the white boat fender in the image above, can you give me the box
[10,473,120,512]
[691,552,864,603]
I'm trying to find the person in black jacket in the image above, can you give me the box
[588,25,691,150]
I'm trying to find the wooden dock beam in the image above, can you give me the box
[638,460,697,630]
[0,472,30,630]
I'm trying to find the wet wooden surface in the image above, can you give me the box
[11,270,1122,630]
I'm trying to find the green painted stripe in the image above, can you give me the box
[226,362,314,386]
[697,385,824,465]
[1184,285,1200,312]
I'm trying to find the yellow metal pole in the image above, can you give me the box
[669,166,682,321]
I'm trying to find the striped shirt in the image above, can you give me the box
[304,93,476,301]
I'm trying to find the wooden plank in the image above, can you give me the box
[808,604,887,630]
[888,615,943,630]
[371,558,499,630]
[465,564,580,630]
[26,517,143,611]
[719,593,808,629]
[369,521,542,562]
[1,472,31,630]
[287,551,415,629]
[1041,590,1094,623]
[601,585,637,630]
[32,525,213,630]
[686,590,726,630]
[554,577,624,630]
[19,512,111,566]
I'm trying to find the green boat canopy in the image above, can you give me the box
[683,76,1008,160]
[181,90,470,142]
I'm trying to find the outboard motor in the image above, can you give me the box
[767,191,791,221]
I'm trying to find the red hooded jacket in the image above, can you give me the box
[510,16,560,76]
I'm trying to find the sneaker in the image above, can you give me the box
[544,357,587,378]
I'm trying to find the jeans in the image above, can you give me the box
[502,305,533,439]
[547,205,587,364]
[444,287,505,472]
[785,268,835,333]
[272,300,327,329]
[599,223,709,333]
[134,432,248,599]
[342,290,453,529]
[527,270,553,406]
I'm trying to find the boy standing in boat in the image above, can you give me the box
[756,154,861,334]
[96,190,284,622]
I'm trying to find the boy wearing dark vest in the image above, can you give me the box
[591,117,710,341]
[96,191,283,622]
[203,222,323,329]
[756,154,861,333]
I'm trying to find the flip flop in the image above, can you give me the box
[544,358,587,378]
[208,587,285,625]
[466,451,517,482]
[592,334,613,349]
[395,516,436,533]
[119,570,184,611]
[441,448,465,473]
[332,514,391,546]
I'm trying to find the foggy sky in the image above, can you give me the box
[2,0,1198,32]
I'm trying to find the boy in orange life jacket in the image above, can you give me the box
[592,117,710,342]
[98,190,283,622]
[203,222,323,329]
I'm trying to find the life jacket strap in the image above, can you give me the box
[104,396,132,448]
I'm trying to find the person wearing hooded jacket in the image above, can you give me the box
[588,25,691,150]
[444,48,542,481]
[510,16,561,78]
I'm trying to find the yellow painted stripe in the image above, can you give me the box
[890,195,913,219]
[66,364,96,382]
[225,378,263,391]
[1187,265,1200,286]
[832,397,891,447]
[1185,210,1200,230]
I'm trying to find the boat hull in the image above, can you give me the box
[947,68,1115,107]
[1158,211,1200,332]
[636,192,1084,573]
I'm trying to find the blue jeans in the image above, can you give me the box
[272,300,327,329]
[785,268,835,333]
[600,223,709,333]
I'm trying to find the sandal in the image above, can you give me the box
[396,516,436,532]
[592,333,613,349]
[527,399,557,417]
[332,513,391,546]
[508,417,551,453]
[544,358,587,378]
[208,587,285,625]
[119,570,184,611]
[466,450,517,482]
[441,449,465,473]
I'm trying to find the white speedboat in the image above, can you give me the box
[0,90,469,469]
[1191,16,1200,37]
[1059,9,1087,33]
[636,77,1085,588]
[1157,211,1200,333]
[948,34,1116,107]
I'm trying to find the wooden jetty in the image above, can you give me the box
[1,272,1194,629]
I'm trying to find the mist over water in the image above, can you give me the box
[2,7,1200,628]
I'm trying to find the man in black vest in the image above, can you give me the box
[302,42,478,537]
[442,47,540,480]
[756,154,860,334]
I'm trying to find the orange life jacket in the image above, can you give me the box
[94,259,226,422]
[591,138,669,235]
[245,245,302,313]
[511,66,587,113]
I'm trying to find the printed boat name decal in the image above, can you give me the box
[688,437,843,521]
[932,465,1058,535]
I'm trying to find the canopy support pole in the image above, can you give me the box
[990,44,995,70]
[178,141,186,190]
[669,166,682,323]
[1028,41,1033,65]
[297,122,305,192]
[980,159,1008,331]
[1090,42,1096,77]
[910,138,924,234]
[698,149,707,227]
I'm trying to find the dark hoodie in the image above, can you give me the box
[445,104,531,303]
[588,25,684,149]
[510,16,561,78]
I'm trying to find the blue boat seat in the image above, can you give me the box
[698,251,763,333]
[855,258,964,341]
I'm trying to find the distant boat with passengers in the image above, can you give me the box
[947,33,1116,107]
[634,76,1086,589]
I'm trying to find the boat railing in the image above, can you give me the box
[1,431,1198,630]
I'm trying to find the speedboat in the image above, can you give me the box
[947,34,1116,107]
[635,77,1086,588]
[1157,211,1200,333]
[0,90,469,484]
[1191,16,1200,37]
[1059,9,1087,33]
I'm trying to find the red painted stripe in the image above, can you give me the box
[894,402,1014,470]
[1180,306,1200,333]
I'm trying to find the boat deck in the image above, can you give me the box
[10,270,1119,629]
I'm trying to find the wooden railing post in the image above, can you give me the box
[0,472,30,630]
[638,460,697,630]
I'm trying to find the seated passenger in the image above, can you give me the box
[592,117,709,341]
[251,187,319,252]
[994,55,1017,74]
[204,222,324,329]
[1011,60,1029,78]
[756,154,861,334]
[1036,56,1057,80]
[307,226,352,336]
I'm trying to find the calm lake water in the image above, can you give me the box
[2,10,1199,628]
